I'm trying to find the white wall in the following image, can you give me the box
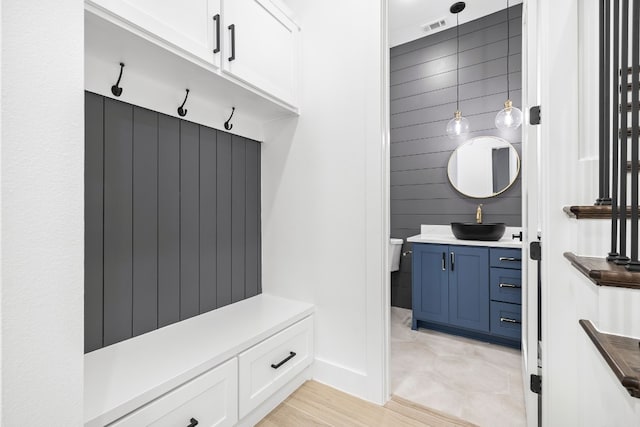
[1,1,84,425]
[261,0,388,404]
[538,0,640,424]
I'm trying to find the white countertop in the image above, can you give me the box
[406,224,523,248]
[84,294,314,427]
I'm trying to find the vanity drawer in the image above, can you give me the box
[490,268,522,305]
[109,358,237,427]
[489,248,522,270]
[490,301,522,341]
[238,315,314,418]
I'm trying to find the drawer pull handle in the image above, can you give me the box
[213,14,221,53]
[187,418,199,427]
[499,283,521,289]
[228,24,236,61]
[499,257,521,262]
[271,351,296,369]
[500,317,521,324]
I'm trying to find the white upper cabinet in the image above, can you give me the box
[223,0,299,107]
[88,0,222,68]
[85,0,299,110]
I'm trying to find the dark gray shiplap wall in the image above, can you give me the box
[85,92,262,353]
[390,6,523,309]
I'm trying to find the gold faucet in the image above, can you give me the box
[476,204,483,224]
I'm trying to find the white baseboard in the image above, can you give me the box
[311,357,375,403]
[237,366,312,426]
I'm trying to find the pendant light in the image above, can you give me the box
[446,2,470,139]
[495,0,523,130]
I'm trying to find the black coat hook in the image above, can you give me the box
[111,63,125,97]
[224,107,235,130]
[177,89,190,117]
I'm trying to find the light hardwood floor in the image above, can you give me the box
[257,380,477,427]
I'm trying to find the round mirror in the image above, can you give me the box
[447,136,520,198]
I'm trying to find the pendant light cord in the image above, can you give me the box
[456,12,460,111]
[506,0,511,100]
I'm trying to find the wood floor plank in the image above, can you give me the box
[259,380,475,427]
[256,401,331,427]
[386,395,478,427]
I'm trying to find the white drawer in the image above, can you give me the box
[238,315,314,418]
[109,358,238,427]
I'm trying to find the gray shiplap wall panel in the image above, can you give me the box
[245,141,260,298]
[391,196,521,216]
[232,136,246,303]
[84,92,104,353]
[390,6,523,309]
[391,151,451,172]
[132,107,159,337]
[180,121,201,320]
[391,183,461,200]
[391,7,522,58]
[391,17,522,72]
[392,214,521,230]
[392,133,521,159]
[392,66,522,113]
[199,127,218,312]
[158,115,181,328]
[392,54,522,101]
[391,77,521,128]
[391,168,448,186]
[390,36,521,86]
[86,93,262,351]
[257,142,262,295]
[391,107,521,144]
[216,131,233,308]
[103,98,134,346]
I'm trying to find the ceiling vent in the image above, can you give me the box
[422,18,447,33]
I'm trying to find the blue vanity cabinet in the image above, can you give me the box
[412,243,489,333]
[411,243,449,326]
[448,246,490,332]
[412,243,522,348]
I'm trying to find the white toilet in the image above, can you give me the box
[389,238,404,272]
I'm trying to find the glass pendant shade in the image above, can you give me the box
[495,99,523,130]
[446,110,470,139]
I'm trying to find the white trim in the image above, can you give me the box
[312,358,370,398]
[380,0,392,405]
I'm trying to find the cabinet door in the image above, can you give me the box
[448,246,490,332]
[223,0,298,106]
[88,0,221,67]
[412,244,449,324]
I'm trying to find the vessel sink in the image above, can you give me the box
[450,222,506,241]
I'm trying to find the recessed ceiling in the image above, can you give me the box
[389,0,523,47]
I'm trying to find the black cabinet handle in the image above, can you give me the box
[187,418,199,427]
[271,351,296,369]
[228,24,236,61]
[441,252,446,271]
[450,252,455,271]
[213,14,220,53]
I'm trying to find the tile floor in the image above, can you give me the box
[391,307,527,427]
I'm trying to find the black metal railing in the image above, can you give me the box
[600,0,640,271]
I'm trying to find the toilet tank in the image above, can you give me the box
[389,238,404,272]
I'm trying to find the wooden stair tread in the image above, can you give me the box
[564,252,640,289]
[579,320,640,399]
[563,205,639,219]
[628,161,640,171]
